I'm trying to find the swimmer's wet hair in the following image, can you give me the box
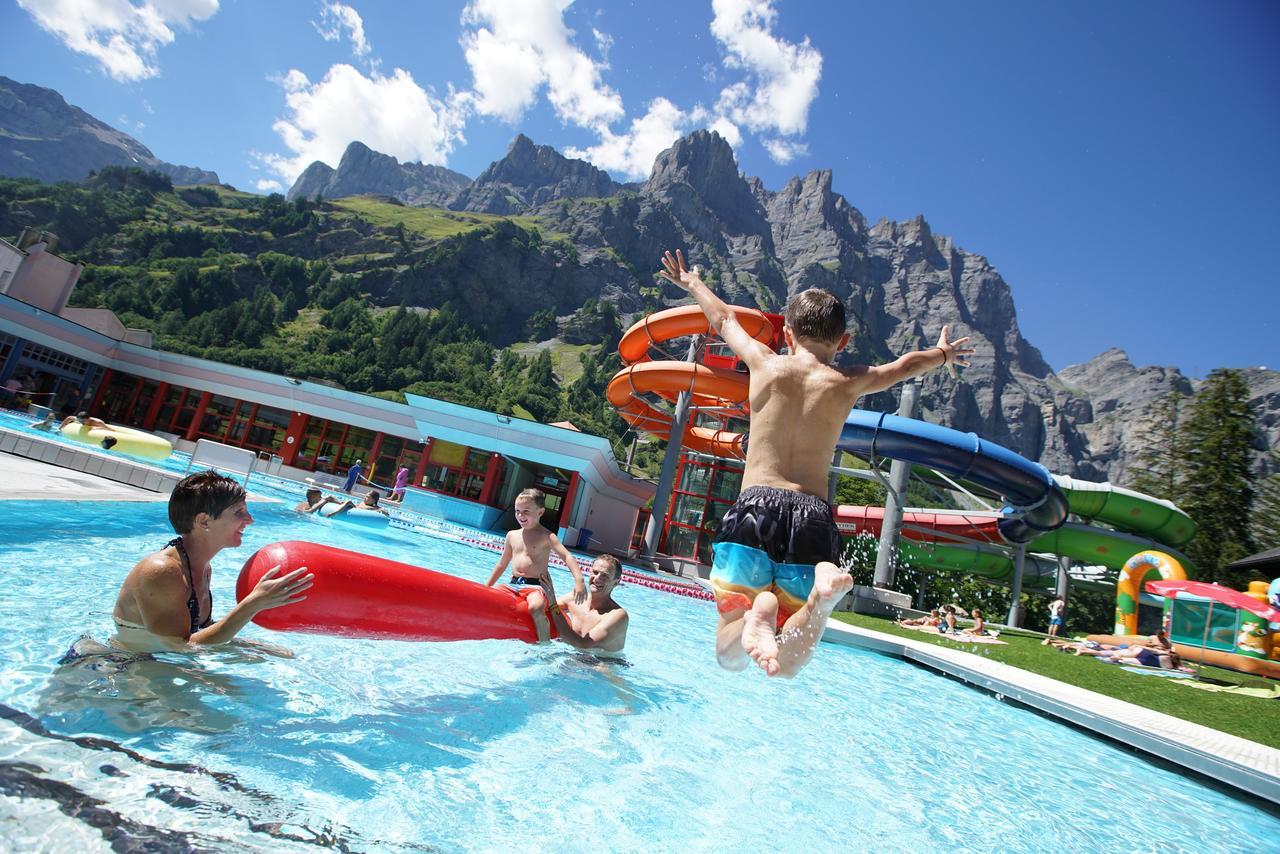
[169,470,246,534]
[595,554,622,581]
[784,288,846,344]
[516,488,545,507]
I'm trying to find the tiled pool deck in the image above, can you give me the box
[3,447,1278,806]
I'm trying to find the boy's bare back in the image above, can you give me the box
[741,349,872,498]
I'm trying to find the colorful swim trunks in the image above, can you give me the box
[710,485,842,625]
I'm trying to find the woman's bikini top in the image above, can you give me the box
[169,536,212,634]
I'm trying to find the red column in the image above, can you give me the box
[280,412,308,466]
[185,392,211,442]
[87,368,113,414]
[142,381,169,430]
[477,452,505,506]
[561,472,581,529]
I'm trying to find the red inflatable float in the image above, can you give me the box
[236,541,556,643]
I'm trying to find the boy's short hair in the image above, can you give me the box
[367,490,381,504]
[784,288,846,343]
[516,488,546,508]
[305,488,322,502]
[595,554,623,581]
[101,436,118,450]
[169,470,246,534]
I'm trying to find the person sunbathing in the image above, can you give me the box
[959,608,990,636]
[897,609,942,628]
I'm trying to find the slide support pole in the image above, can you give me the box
[1007,544,1027,627]
[873,381,920,588]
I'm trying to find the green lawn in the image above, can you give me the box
[510,342,597,384]
[329,197,556,241]
[831,612,1280,749]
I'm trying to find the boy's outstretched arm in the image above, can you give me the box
[848,325,975,395]
[549,535,587,603]
[486,538,513,587]
[659,249,774,371]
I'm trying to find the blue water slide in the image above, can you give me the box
[837,409,1069,543]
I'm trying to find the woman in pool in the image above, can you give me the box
[110,471,313,654]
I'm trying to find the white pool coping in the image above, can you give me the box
[822,619,1280,805]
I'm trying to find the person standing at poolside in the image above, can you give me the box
[389,466,410,502]
[485,488,587,642]
[548,555,630,653]
[657,249,974,678]
[1042,597,1066,645]
[342,458,364,493]
[111,471,313,654]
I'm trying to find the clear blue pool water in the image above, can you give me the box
[1,500,1278,851]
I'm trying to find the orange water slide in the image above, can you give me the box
[607,305,773,457]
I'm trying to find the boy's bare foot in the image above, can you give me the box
[742,594,780,677]
[814,563,853,613]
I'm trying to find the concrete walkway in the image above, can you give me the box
[0,451,164,501]
[823,619,1280,805]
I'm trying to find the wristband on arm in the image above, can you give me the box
[932,346,949,366]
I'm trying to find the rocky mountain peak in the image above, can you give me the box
[643,129,767,238]
[0,75,219,186]
[287,140,469,206]
[450,134,620,214]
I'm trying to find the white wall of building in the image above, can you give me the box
[577,483,641,556]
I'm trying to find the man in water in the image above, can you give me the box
[110,471,313,654]
[547,555,629,653]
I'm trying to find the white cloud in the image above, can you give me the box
[315,2,373,62]
[460,0,623,130]
[565,98,686,181]
[16,0,219,82]
[709,0,821,157]
[761,137,807,164]
[256,178,284,193]
[258,64,468,186]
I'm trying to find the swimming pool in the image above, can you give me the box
[1,500,1277,851]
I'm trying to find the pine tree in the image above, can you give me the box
[1249,451,1280,551]
[1126,389,1187,500]
[1181,369,1258,584]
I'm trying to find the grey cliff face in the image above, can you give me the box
[286,141,470,205]
[450,134,622,214]
[0,76,219,186]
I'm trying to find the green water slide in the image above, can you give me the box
[875,477,1197,587]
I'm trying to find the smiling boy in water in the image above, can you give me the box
[658,249,974,678]
[486,488,587,642]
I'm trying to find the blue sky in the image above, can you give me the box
[6,0,1278,376]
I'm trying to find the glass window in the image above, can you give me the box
[678,463,712,494]
[198,394,237,440]
[665,525,699,558]
[672,494,706,527]
[173,390,201,434]
[466,449,490,473]
[710,466,742,502]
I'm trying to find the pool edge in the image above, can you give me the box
[822,620,1280,806]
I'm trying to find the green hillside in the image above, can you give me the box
[0,167,647,471]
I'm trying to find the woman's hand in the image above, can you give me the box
[243,564,313,613]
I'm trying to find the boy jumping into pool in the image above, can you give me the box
[486,488,587,642]
[657,249,974,678]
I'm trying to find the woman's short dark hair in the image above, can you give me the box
[784,288,846,343]
[168,470,246,534]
